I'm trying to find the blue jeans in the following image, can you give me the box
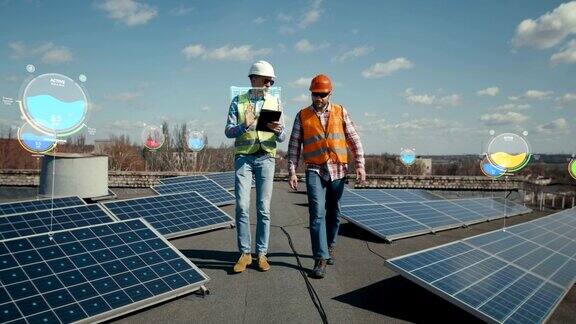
[305,170,345,260]
[234,153,275,255]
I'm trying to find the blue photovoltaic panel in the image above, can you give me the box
[0,219,209,323]
[341,189,442,207]
[101,191,234,239]
[341,189,375,207]
[0,205,115,240]
[381,189,433,202]
[387,207,576,324]
[0,196,86,217]
[385,202,461,230]
[158,174,206,185]
[152,179,235,206]
[341,198,532,241]
[425,200,487,225]
[341,204,429,241]
[205,171,235,190]
[351,189,403,204]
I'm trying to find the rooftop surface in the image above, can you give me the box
[1,184,574,323]
[110,183,574,324]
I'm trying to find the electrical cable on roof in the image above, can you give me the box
[274,225,329,324]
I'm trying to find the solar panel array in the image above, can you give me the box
[341,188,442,206]
[341,198,532,241]
[0,205,115,241]
[0,196,86,217]
[160,171,254,191]
[204,171,235,190]
[387,207,576,324]
[101,191,234,239]
[0,219,209,323]
[159,174,206,185]
[152,179,235,206]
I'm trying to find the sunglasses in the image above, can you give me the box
[312,92,330,98]
[262,78,275,86]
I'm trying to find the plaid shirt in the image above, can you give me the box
[287,103,365,182]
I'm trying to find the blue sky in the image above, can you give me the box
[0,0,575,155]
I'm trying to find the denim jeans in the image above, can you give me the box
[305,170,346,260]
[234,153,275,255]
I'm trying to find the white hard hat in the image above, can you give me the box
[248,60,276,78]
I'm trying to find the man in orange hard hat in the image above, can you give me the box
[287,74,365,278]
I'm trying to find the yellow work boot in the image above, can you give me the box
[257,254,270,272]
[233,253,253,273]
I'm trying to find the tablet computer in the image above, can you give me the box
[256,109,282,132]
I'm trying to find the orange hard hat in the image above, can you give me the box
[309,74,332,93]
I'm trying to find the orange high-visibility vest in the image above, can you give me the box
[300,104,348,164]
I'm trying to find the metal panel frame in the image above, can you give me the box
[0,218,210,324]
[100,191,234,240]
[152,179,235,206]
[0,196,87,217]
[204,171,236,191]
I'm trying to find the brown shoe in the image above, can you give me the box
[311,259,327,278]
[327,246,335,265]
[233,253,253,273]
[257,254,270,271]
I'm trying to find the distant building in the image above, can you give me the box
[93,140,113,154]
[419,158,432,175]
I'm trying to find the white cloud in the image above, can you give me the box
[403,88,460,108]
[276,13,292,22]
[556,92,576,102]
[253,17,266,24]
[41,46,72,64]
[362,57,414,78]
[490,103,531,111]
[367,118,462,133]
[200,106,211,112]
[512,1,576,49]
[168,6,193,16]
[551,39,576,65]
[332,46,374,62]
[298,0,322,29]
[363,112,377,117]
[279,0,323,34]
[525,89,554,99]
[480,112,529,126]
[477,86,500,96]
[536,118,569,134]
[288,77,312,88]
[97,0,157,26]
[8,42,72,64]
[294,39,329,52]
[291,94,309,103]
[106,91,141,102]
[107,120,146,131]
[508,96,520,101]
[182,44,271,61]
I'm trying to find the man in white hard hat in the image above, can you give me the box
[225,60,285,273]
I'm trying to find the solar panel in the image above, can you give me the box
[0,204,115,241]
[387,207,576,324]
[385,202,462,231]
[341,189,441,207]
[341,204,430,241]
[341,198,532,242]
[152,179,235,206]
[0,219,209,323]
[101,191,234,239]
[158,174,206,185]
[0,196,86,217]
[205,171,235,190]
[341,189,375,206]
